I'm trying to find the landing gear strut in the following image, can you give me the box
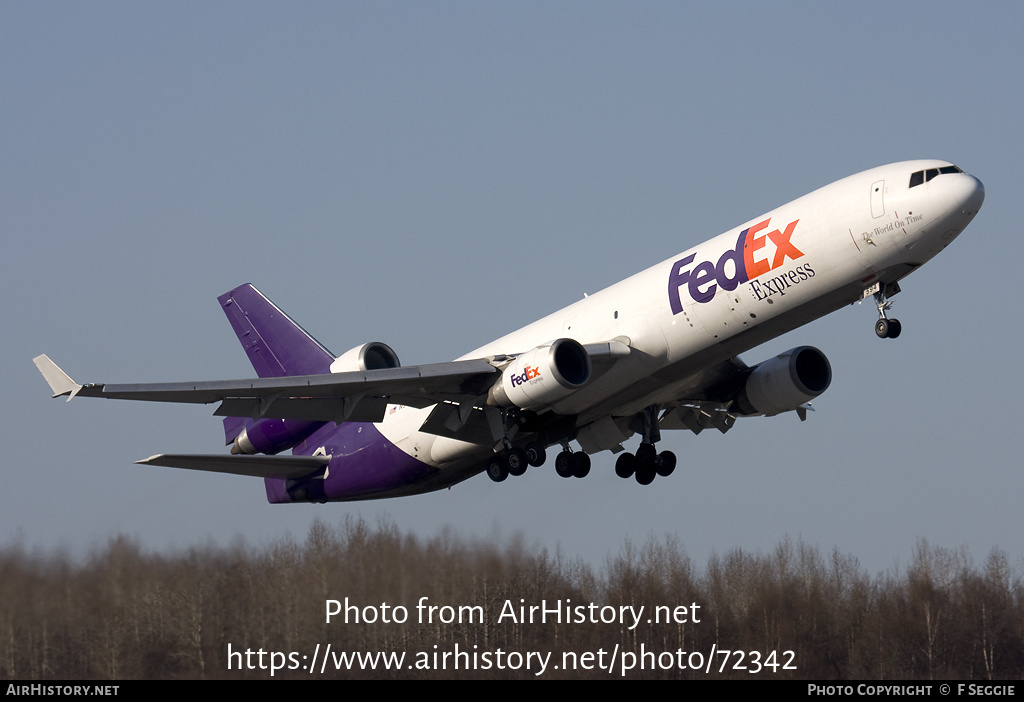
[873,288,902,339]
[615,406,677,485]
[485,408,544,482]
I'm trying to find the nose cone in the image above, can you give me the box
[925,171,984,250]
[957,173,985,216]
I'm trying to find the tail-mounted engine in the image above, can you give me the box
[734,346,832,416]
[230,341,402,455]
[487,338,591,412]
[329,342,401,373]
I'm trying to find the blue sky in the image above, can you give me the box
[3,2,1021,575]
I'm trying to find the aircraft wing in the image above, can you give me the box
[34,339,634,426]
[33,354,499,423]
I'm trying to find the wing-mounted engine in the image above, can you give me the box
[231,341,402,455]
[487,338,591,412]
[734,346,832,416]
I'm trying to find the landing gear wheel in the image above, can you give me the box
[634,444,657,484]
[524,442,546,468]
[655,451,677,477]
[615,452,636,479]
[486,457,508,482]
[506,447,527,477]
[554,450,574,478]
[635,462,656,485]
[875,317,902,339]
[636,442,656,464]
[572,452,591,478]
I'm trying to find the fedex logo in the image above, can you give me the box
[668,217,803,312]
[510,366,541,387]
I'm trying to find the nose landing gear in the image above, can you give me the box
[874,317,902,339]
[873,287,902,339]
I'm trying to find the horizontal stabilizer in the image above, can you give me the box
[136,453,331,479]
[33,355,82,400]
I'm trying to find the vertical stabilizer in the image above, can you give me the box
[218,284,334,378]
[219,284,334,450]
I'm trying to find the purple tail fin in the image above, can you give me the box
[218,284,333,450]
[218,284,334,378]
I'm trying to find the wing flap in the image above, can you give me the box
[418,401,494,445]
[214,396,396,423]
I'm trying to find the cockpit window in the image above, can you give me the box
[909,164,963,188]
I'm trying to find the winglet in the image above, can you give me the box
[32,355,83,401]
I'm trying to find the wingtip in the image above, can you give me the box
[33,354,83,400]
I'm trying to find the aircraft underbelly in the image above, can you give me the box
[277,421,443,502]
[589,279,869,423]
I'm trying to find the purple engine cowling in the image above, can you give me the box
[228,342,401,455]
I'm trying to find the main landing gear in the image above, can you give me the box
[614,406,677,485]
[485,439,592,482]
[615,443,677,485]
[485,441,547,482]
[873,288,902,339]
[554,441,591,479]
[484,406,678,485]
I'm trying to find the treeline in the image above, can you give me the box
[2,518,1021,679]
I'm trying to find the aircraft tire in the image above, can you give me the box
[655,451,677,477]
[525,442,547,467]
[615,453,636,479]
[635,463,656,485]
[572,452,591,478]
[875,318,889,338]
[554,451,574,478]
[887,319,902,338]
[506,447,528,476]
[486,457,508,482]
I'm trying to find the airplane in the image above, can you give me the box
[34,160,984,502]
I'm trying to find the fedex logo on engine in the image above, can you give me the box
[510,365,541,387]
[668,217,803,313]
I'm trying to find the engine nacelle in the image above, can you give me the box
[735,346,832,416]
[330,342,401,373]
[231,418,324,456]
[488,338,591,411]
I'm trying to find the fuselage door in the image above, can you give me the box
[870,180,885,218]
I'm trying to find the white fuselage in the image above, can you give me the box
[378,160,984,478]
